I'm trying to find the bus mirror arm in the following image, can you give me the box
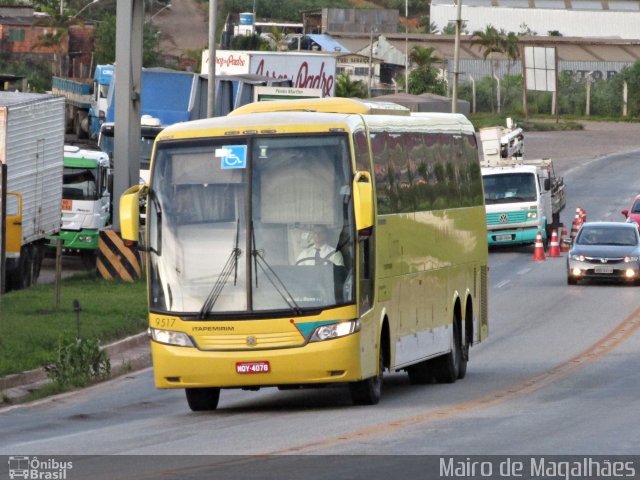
[353,171,374,231]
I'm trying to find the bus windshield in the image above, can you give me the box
[147,134,355,317]
[62,167,99,201]
[482,172,537,204]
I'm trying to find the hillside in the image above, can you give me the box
[153,0,413,67]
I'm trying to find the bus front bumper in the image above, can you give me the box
[48,229,99,251]
[150,332,363,389]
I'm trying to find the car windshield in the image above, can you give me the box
[577,226,638,246]
[632,200,640,214]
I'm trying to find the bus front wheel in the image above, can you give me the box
[185,387,220,411]
[349,348,383,406]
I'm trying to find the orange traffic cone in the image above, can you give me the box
[560,224,570,252]
[532,231,546,261]
[548,229,561,257]
[579,207,586,225]
[570,212,580,241]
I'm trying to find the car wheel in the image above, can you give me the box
[567,275,577,285]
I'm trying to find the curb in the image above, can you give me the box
[0,331,150,395]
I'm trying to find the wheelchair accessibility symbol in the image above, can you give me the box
[217,145,247,169]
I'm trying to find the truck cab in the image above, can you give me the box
[480,122,565,247]
[89,64,114,138]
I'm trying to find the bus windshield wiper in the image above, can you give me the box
[251,225,301,315]
[198,219,241,319]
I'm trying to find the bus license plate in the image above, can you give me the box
[594,266,613,274]
[236,361,270,374]
[495,234,512,241]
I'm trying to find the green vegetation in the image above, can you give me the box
[44,337,111,388]
[468,113,584,132]
[0,273,147,378]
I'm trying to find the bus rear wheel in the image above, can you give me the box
[433,320,464,384]
[349,347,383,405]
[407,359,432,384]
[185,387,220,411]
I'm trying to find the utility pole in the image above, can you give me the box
[405,0,409,93]
[113,0,143,230]
[207,0,217,117]
[451,0,462,113]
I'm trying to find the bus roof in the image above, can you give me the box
[229,97,411,116]
[63,145,109,168]
[159,98,476,140]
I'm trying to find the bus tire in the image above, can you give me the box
[407,359,432,385]
[349,347,383,405]
[433,320,463,384]
[185,387,220,411]
[80,251,97,270]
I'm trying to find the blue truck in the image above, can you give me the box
[52,64,114,139]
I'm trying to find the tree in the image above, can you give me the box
[442,21,468,35]
[470,25,515,112]
[94,14,161,67]
[407,45,447,96]
[336,72,367,99]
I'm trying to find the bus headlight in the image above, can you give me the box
[149,327,194,347]
[309,320,360,342]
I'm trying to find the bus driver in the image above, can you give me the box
[296,225,344,266]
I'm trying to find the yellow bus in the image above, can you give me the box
[120,97,489,411]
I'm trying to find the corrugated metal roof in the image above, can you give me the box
[330,32,640,65]
[307,34,349,53]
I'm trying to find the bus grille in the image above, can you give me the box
[194,331,304,350]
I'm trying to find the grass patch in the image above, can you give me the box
[469,113,584,131]
[0,272,147,377]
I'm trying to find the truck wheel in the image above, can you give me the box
[15,245,32,290]
[75,111,88,139]
[185,387,220,411]
[32,244,45,283]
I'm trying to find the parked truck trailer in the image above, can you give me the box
[0,92,65,292]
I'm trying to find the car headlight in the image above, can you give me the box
[148,327,195,347]
[570,254,585,262]
[309,320,360,342]
[624,256,639,263]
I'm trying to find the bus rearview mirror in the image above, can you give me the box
[120,184,143,242]
[353,171,373,231]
